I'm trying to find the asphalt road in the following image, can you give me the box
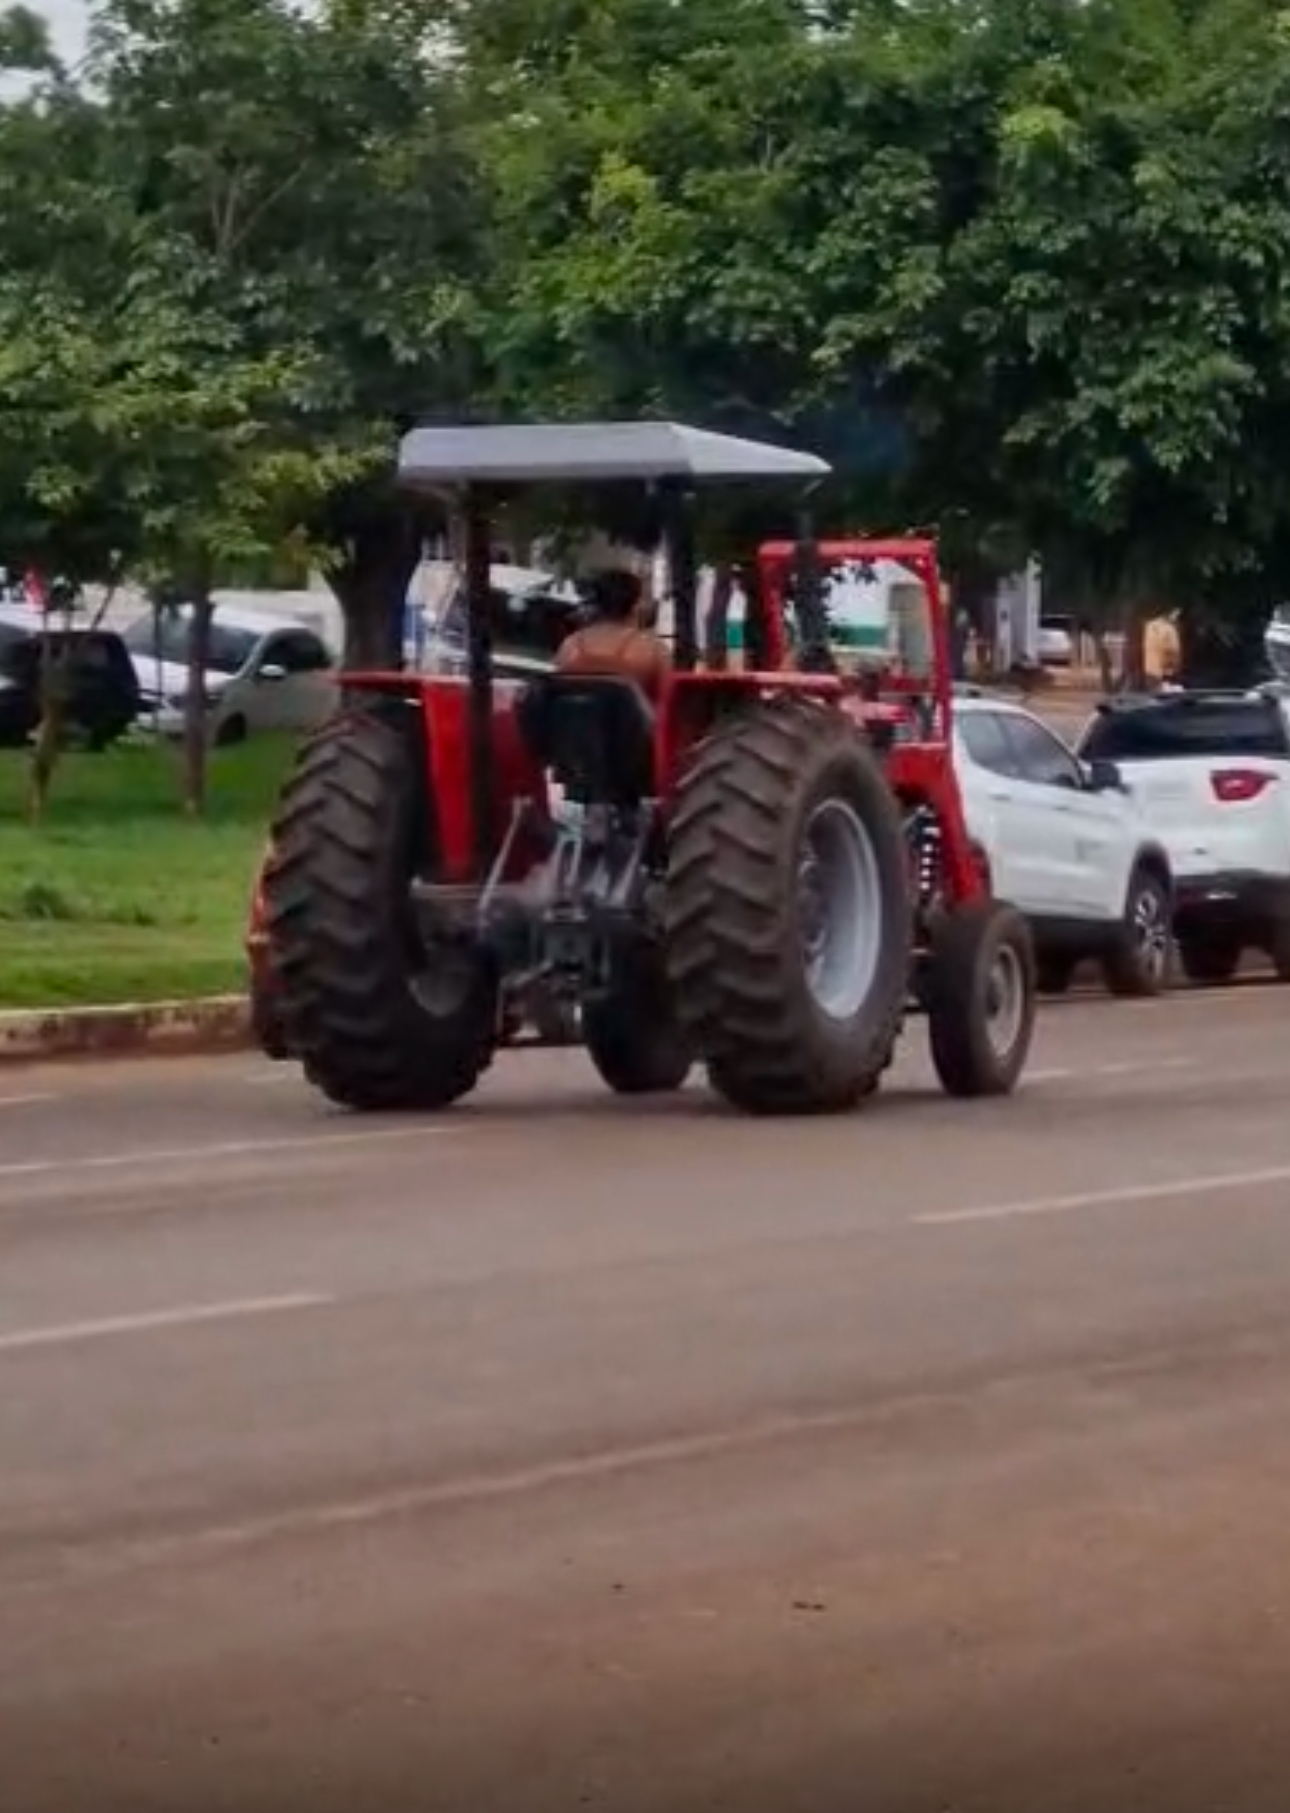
[3,984,1290,1813]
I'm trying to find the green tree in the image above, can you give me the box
[464,0,1290,649]
[10,0,1290,687]
[3,0,489,661]
[0,241,331,805]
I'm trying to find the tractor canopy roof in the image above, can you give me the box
[397,420,832,489]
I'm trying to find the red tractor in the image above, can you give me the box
[251,420,1036,1113]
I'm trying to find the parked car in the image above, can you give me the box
[425,567,584,680]
[1037,615,1076,667]
[0,614,140,750]
[1265,606,1290,682]
[953,691,1173,995]
[123,605,337,744]
[1076,688,1290,984]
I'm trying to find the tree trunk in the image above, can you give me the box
[1121,599,1146,692]
[1094,630,1115,693]
[27,642,70,824]
[328,510,425,670]
[26,592,76,823]
[182,587,214,816]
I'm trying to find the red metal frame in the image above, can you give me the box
[755,537,953,719]
[757,537,978,903]
[651,537,980,904]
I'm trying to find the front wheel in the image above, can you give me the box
[1267,917,1290,982]
[216,713,248,747]
[583,943,692,1094]
[1176,933,1241,986]
[1036,953,1075,996]
[1101,864,1172,998]
[926,901,1037,1097]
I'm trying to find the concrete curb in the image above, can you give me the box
[0,995,252,1066]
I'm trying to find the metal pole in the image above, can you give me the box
[462,487,496,878]
[661,484,698,672]
[793,506,833,673]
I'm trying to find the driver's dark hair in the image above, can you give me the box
[585,567,642,623]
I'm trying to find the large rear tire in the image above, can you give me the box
[926,900,1036,1097]
[262,710,497,1111]
[250,977,291,1061]
[583,943,692,1094]
[664,699,911,1114]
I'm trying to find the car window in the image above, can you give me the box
[440,585,582,663]
[1080,697,1290,762]
[64,634,113,670]
[490,588,582,661]
[0,621,30,680]
[265,630,331,673]
[957,709,1015,775]
[123,611,260,676]
[0,626,132,687]
[998,712,1083,787]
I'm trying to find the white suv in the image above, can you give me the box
[1077,690,1290,984]
[954,692,1173,995]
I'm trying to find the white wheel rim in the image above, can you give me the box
[1133,885,1169,981]
[985,943,1025,1058]
[797,799,883,1021]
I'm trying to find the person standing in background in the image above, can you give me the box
[1144,608,1182,687]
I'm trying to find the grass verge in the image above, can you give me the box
[0,734,296,1009]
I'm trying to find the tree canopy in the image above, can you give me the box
[2,0,1290,653]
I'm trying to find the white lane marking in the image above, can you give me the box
[1025,1056,1193,1086]
[0,1092,58,1108]
[0,1292,332,1354]
[0,1124,457,1183]
[917,1162,1290,1228]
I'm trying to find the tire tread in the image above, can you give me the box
[262,710,495,1111]
[664,698,910,1114]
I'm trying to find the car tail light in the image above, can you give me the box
[1210,768,1276,803]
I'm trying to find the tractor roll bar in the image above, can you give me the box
[461,489,496,878]
[397,420,833,879]
[659,483,698,673]
[791,511,835,674]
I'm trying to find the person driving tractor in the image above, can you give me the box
[555,567,671,697]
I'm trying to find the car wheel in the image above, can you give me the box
[1176,933,1241,986]
[1036,954,1075,995]
[215,713,247,747]
[1267,916,1290,982]
[1101,864,1172,998]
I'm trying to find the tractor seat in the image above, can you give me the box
[515,673,656,807]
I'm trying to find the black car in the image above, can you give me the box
[0,618,141,750]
